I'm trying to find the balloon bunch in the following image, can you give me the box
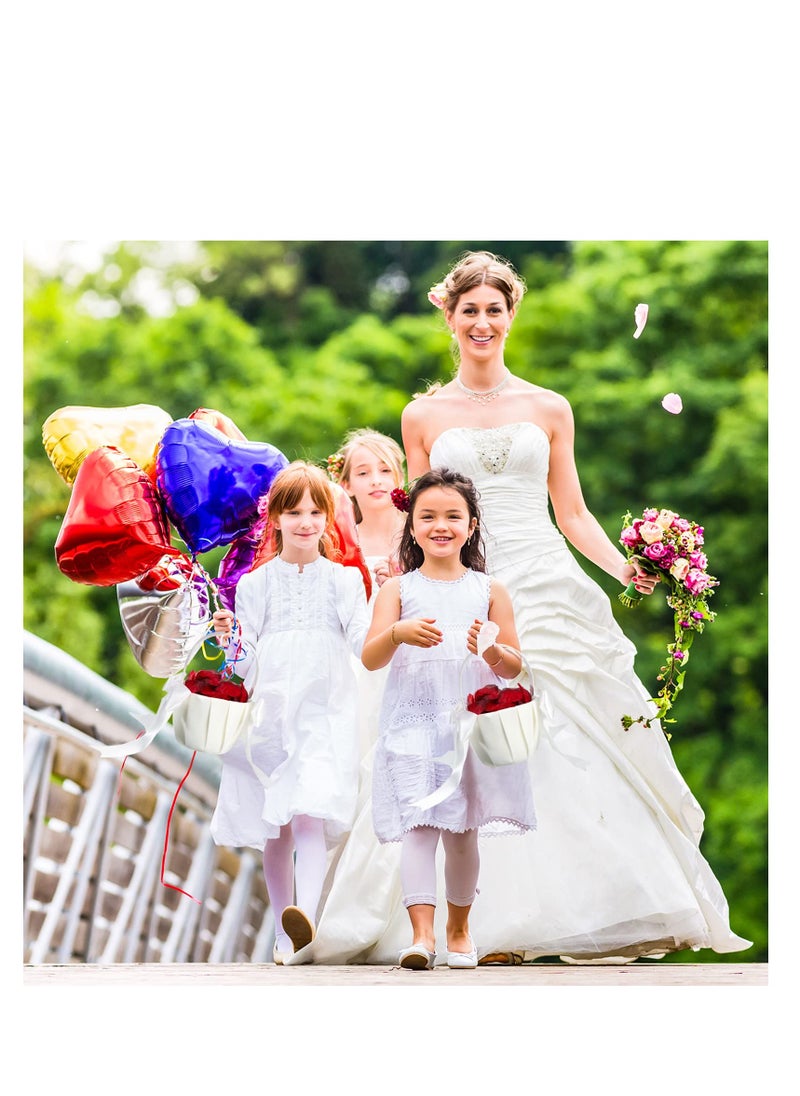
[43,403,290,677]
[43,402,373,680]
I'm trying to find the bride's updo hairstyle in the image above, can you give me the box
[397,467,487,574]
[438,250,526,316]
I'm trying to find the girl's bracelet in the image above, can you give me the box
[485,647,503,668]
[391,624,401,647]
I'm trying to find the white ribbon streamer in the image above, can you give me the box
[411,624,496,811]
[99,673,189,760]
[411,684,588,811]
[411,705,476,811]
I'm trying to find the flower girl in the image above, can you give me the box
[210,461,369,963]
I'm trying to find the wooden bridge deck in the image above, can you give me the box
[23,961,767,986]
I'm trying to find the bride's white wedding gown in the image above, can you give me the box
[284,421,750,964]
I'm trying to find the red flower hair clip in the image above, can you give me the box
[391,487,410,513]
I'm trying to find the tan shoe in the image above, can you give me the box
[281,905,316,952]
[398,944,436,970]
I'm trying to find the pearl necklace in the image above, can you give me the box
[455,370,511,405]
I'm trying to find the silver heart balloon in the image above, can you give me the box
[117,569,211,678]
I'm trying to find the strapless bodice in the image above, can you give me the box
[430,421,565,566]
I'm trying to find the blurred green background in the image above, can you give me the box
[22,240,768,961]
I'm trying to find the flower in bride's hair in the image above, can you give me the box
[390,487,410,512]
[428,283,448,310]
[326,451,345,483]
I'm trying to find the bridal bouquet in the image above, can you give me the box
[618,507,718,736]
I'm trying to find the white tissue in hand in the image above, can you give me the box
[476,621,500,657]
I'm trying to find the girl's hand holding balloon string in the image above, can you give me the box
[212,608,235,646]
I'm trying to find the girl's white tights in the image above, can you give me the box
[262,814,327,952]
[400,825,480,909]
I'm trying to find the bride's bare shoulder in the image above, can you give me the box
[402,382,452,422]
[511,377,571,413]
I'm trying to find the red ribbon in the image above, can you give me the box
[160,750,202,905]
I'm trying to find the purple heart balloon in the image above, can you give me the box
[216,529,260,611]
[156,419,288,555]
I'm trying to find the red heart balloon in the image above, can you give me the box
[55,446,180,586]
[188,407,247,441]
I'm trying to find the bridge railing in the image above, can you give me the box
[23,632,275,964]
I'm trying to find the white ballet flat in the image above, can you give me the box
[398,944,436,970]
[446,936,478,969]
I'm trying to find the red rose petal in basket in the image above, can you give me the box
[467,683,531,715]
[184,669,249,702]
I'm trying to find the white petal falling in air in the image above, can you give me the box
[633,302,649,338]
[661,392,683,414]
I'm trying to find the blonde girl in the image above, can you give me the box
[329,428,406,592]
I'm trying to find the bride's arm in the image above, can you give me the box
[401,400,432,480]
[546,394,657,592]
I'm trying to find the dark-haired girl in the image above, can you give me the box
[360,468,535,969]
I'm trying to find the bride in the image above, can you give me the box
[285,250,750,965]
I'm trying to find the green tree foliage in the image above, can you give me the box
[23,240,767,959]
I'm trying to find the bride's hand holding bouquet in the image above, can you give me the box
[617,507,718,736]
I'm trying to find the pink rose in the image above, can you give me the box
[670,558,690,582]
[689,550,708,570]
[643,508,659,522]
[685,568,712,595]
[656,509,678,530]
[678,531,696,551]
[639,520,664,545]
[620,526,641,548]
[644,542,676,568]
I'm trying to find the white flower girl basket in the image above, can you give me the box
[172,661,258,756]
[463,645,540,766]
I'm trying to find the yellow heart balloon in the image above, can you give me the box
[42,403,173,484]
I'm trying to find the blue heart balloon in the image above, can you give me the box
[156,419,288,555]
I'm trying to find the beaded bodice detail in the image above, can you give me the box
[464,421,526,474]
